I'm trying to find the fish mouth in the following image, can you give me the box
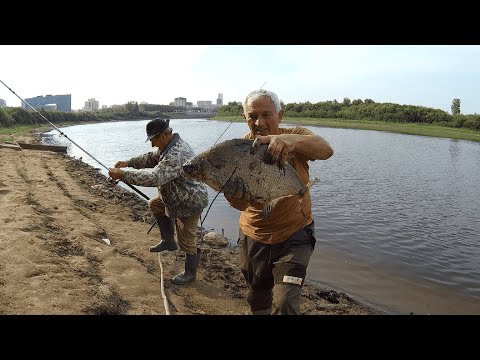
[182,158,207,180]
[182,161,197,177]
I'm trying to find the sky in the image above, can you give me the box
[1,45,480,114]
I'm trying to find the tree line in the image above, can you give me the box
[217,98,480,131]
[0,102,171,127]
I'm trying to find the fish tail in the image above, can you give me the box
[306,177,319,189]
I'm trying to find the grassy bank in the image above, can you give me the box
[0,121,108,143]
[3,117,480,143]
[213,116,480,143]
[0,124,53,142]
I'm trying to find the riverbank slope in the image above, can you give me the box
[0,130,381,315]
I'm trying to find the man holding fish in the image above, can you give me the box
[226,89,334,315]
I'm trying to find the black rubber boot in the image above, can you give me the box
[149,216,178,252]
[172,249,201,285]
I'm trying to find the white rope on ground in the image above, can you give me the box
[153,211,208,316]
[157,252,171,315]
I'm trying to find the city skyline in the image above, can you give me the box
[1,45,480,114]
[11,93,223,112]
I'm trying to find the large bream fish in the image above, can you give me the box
[182,138,317,219]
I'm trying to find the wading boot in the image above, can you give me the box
[149,216,178,252]
[172,248,201,285]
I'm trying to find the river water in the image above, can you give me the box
[42,119,480,315]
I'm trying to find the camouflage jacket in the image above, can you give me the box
[122,134,209,218]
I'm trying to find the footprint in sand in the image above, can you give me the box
[0,180,9,193]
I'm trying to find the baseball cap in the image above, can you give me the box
[145,118,172,142]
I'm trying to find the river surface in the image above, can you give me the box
[42,118,480,315]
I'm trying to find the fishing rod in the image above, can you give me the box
[147,99,247,235]
[212,82,267,146]
[0,79,150,202]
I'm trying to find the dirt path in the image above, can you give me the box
[0,134,379,315]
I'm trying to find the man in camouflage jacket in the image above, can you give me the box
[109,118,208,285]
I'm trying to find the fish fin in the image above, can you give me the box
[262,198,281,220]
[306,177,319,188]
[262,202,274,220]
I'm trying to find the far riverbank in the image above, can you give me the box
[213,116,480,143]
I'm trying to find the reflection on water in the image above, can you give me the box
[42,119,480,314]
[449,139,460,162]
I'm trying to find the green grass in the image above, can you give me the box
[0,121,101,142]
[0,124,53,142]
[212,116,480,143]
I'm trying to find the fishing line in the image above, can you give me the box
[1,79,176,314]
[0,79,150,201]
[212,81,266,146]
[213,111,241,146]
[200,167,238,230]
[201,82,267,235]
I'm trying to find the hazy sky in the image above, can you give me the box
[1,45,479,114]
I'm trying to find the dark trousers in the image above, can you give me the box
[238,221,316,315]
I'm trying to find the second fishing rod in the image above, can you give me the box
[0,79,151,204]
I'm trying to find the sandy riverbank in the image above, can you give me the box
[0,130,381,315]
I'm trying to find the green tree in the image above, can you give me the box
[0,108,14,126]
[125,101,139,114]
[451,98,461,115]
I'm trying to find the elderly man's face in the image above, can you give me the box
[244,96,283,136]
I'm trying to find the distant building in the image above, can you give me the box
[84,98,99,111]
[22,94,71,112]
[197,100,213,109]
[0,99,6,108]
[174,97,187,108]
[216,93,223,106]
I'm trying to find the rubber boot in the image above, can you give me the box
[252,308,272,315]
[172,249,201,285]
[149,216,178,252]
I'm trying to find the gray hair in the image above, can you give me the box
[243,89,282,113]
